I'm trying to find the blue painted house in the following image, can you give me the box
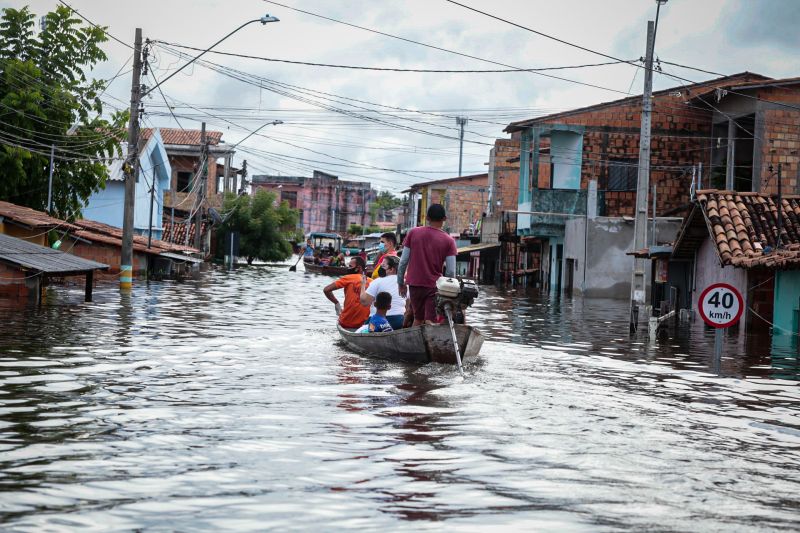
[84,129,171,241]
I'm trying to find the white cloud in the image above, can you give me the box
[2,0,797,193]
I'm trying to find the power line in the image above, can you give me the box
[262,0,633,96]
[152,41,630,74]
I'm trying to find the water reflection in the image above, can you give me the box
[0,267,798,530]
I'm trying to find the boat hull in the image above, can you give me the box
[303,262,351,276]
[337,323,484,365]
[303,260,375,276]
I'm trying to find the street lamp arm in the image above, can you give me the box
[232,120,283,149]
[142,15,279,98]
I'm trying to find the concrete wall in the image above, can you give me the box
[690,236,748,322]
[564,216,683,299]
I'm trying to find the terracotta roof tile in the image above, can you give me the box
[0,200,79,231]
[141,128,223,146]
[73,219,199,256]
[695,189,800,269]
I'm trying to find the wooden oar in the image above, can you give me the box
[289,254,303,272]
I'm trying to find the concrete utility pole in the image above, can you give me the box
[457,116,468,177]
[121,28,143,291]
[629,17,658,333]
[194,122,207,251]
[47,144,54,213]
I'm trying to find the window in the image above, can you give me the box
[281,190,297,209]
[607,159,638,191]
[177,171,193,192]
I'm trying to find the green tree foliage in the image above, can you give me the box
[0,6,126,219]
[221,190,299,264]
[374,190,402,210]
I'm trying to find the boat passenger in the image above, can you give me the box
[359,255,406,330]
[366,292,394,333]
[323,256,371,329]
[370,232,398,279]
[302,239,314,259]
[397,203,457,326]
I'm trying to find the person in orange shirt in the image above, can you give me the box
[370,232,398,279]
[323,256,371,329]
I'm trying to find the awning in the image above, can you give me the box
[457,242,501,254]
[158,252,203,264]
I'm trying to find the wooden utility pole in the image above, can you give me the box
[629,20,656,333]
[194,122,207,251]
[121,28,143,290]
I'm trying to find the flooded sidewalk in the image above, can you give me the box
[0,266,798,531]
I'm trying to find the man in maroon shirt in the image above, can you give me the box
[397,203,458,326]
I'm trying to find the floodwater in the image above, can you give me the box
[0,262,798,531]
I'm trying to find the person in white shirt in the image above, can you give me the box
[359,255,406,330]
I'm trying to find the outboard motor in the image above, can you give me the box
[435,276,480,324]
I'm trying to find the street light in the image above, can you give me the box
[232,120,283,149]
[143,14,280,98]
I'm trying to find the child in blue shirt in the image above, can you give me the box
[368,292,394,333]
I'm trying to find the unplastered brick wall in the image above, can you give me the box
[491,139,521,213]
[757,88,800,195]
[427,175,488,234]
[507,74,767,217]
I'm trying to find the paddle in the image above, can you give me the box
[289,254,303,272]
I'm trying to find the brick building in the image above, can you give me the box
[494,72,800,296]
[250,170,376,234]
[405,173,489,235]
[153,128,236,213]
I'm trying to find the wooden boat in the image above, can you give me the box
[303,259,374,276]
[337,323,485,365]
[303,261,351,276]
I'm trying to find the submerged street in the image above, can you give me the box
[0,263,798,531]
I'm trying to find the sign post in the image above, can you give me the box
[698,283,744,371]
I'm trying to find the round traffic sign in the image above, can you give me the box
[698,283,744,328]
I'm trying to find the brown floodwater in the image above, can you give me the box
[0,262,798,531]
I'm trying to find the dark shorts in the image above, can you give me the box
[409,285,438,322]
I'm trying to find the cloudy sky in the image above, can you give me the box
[3,0,798,193]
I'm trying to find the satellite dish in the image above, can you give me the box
[208,207,223,225]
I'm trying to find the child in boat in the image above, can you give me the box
[356,292,394,333]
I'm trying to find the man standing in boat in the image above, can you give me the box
[323,256,371,329]
[397,203,457,327]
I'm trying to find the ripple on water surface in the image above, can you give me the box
[0,266,798,531]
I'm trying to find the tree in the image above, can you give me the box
[375,190,402,210]
[0,6,125,219]
[221,190,299,264]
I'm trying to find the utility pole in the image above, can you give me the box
[121,28,143,291]
[629,18,657,334]
[240,159,247,194]
[47,144,54,213]
[194,122,207,251]
[456,116,468,177]
[147,174,156,249]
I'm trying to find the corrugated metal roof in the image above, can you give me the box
[0,233,108,274]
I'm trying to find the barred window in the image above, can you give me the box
[607,159,638,191]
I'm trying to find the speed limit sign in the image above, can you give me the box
[698,283,744,328]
